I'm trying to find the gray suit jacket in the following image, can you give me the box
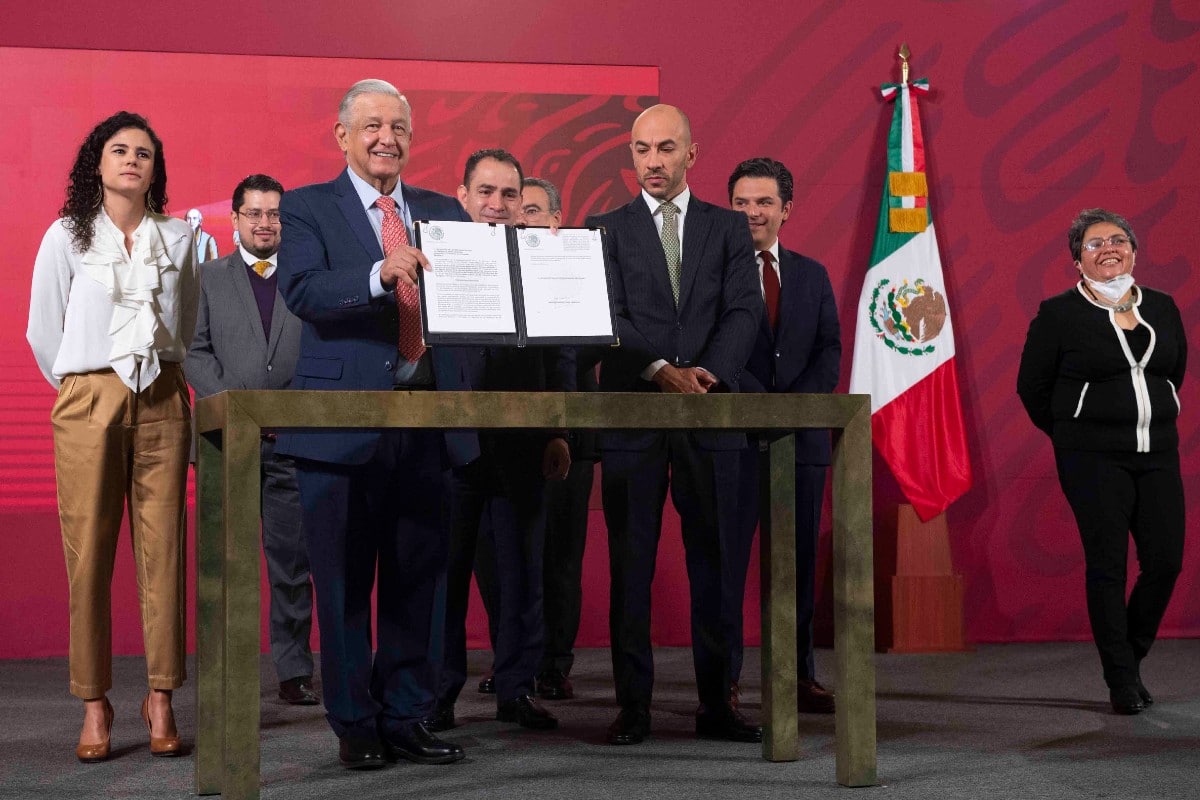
[185,251,301,397]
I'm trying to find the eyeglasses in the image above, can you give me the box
[1082,235,1131,251]
[237,210,281,223]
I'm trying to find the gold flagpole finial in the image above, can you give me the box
[898,43,911,85]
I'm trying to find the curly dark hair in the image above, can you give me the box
[60,111,169,253]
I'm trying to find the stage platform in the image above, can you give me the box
[2,642,1196,799]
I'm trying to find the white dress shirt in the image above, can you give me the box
[637,187,714,384]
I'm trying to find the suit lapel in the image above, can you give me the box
[401,183,426,223]
[228,252,269,350]
[679,196,712,309]
[334,169,385,262]
[776,249,805,343]
[266,288,288,361]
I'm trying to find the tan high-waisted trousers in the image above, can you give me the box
[51,363,190,699]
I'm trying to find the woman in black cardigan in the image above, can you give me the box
[1018,208,1186,715]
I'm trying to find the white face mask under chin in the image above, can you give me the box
[1084,273,1135,304]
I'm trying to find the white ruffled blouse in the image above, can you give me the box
[27,211,197,391]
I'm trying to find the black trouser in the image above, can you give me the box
[1054,447,1185,689]
[439,439,547,705]
[259,439,314,683]
[602,433,737,711]
[726,443,824,683]
[540,459,595,676]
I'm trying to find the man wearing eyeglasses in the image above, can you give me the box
[185,174,318,708]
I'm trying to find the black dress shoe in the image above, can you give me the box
[380,723,465,765]
[1136,678,1154,706]
[606,708,650,745]
[536,669,574,700]
[423,701,457,732]
[477,672,496,694]
[497,695,558,730]
[278,676,320,706]
[797,678,836,714]
[696,706,763,743]
[1110,686,1146,715]
[339,735,386,770]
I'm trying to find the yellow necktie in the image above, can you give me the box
[252,260,271,277]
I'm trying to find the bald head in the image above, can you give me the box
[632,104,692,146]
[630,103,697,200]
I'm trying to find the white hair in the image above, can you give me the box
[338,79,412,125]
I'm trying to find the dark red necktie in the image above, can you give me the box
[375,195,425,363]
[761,250,780,332]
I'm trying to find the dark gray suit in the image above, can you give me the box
[585,193,760,712]
[185,251,313,683]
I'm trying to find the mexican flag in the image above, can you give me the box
[847,77,972,522]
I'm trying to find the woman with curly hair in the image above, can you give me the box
[27,111,197,761]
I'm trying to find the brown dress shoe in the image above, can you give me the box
[797,679,835,714]
[278,676,320,706]
[141,693,182,756]
[76,698,114,763]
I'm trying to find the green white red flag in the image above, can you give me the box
[847,76,972,521]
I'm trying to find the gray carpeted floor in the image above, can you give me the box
[1,641,1196,799]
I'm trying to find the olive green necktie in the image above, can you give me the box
[659,200,681,305]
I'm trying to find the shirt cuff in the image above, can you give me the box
[369,260,388,299]
[641,359,668,381]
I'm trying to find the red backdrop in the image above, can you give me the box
[1,0,1198,661]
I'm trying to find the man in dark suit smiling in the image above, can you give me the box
[275,78,470,770]
[584,104,762,746]
[727,157,841,715]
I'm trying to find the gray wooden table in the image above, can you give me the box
[194,391,876,799]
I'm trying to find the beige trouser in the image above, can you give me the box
[52,363,190,699]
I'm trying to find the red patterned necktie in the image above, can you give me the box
[761,250,780,332]
[375,195,426,362]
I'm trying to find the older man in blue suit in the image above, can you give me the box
[276,78,471,770]
[726,157,841,715]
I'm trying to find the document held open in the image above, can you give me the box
[415,220,617,346]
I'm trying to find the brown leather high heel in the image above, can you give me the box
[76,697,114,763]
[141,692,181,757]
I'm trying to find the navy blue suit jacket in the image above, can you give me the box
[741,247,841,465]
[275,168,474,465]
[585,194,761,451]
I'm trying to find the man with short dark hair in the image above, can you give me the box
[430,151,569,733]
[186,174,318,708]
[275,78,470,770]
[585,104,762,746]
[727,156,841,714]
